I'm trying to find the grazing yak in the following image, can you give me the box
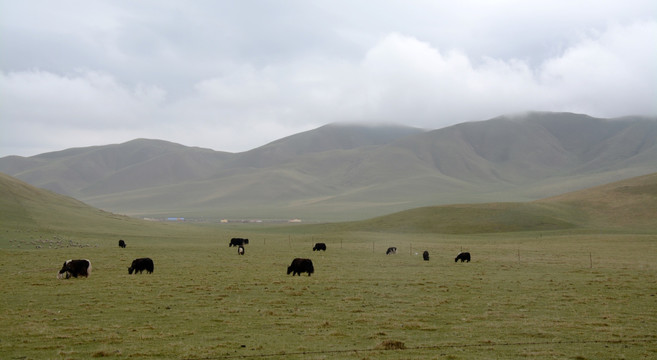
[238,245,245,255]
[118,239,126,248]
[455,252,471,263]
[57,259,92,279]
[229,238,249,247]
[287,258,314,276]
[423,251,430,261]
[128,257,154,274]
[313,242,327,251]
[386,247,397,255]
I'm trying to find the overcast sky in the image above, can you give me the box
[1,0,656,157]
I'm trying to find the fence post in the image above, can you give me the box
[590,252,593,268]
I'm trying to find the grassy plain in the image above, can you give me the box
[1,226,656,359]
[1,172,656,359]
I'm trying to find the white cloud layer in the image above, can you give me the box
[1,1,656,156]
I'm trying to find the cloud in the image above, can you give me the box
[539,21,657,115]
[0,66,325,155]
[0,69,167,132]
[0,69,165,154]
[325,21,656,124]
[1,10,656,157]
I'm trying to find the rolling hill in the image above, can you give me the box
[329,172,657,234]
[0,172,198,245]
[0,172,138,237]
[2,171,654,242]
[1,112,656,221]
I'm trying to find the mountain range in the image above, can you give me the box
[1,112,656,221]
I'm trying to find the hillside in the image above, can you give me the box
[0,139,232,196]
[332,172,657,234]
[3,171,654,242]
[1,112,656,221]
[0,173,194,244]
[232,123,425,168]
[536,172,657,229]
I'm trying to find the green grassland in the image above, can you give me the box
[1,173,656,359]
[2,230,656,359]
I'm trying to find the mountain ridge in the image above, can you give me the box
[1,112,656,221]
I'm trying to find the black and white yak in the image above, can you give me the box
[57,259,92,279]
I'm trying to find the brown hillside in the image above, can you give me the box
[537,172,657,229]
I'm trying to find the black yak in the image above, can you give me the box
[455,252,471,263]
[287,258,314,276]
[423,251,430,261]
[313,243,327,251]
[128,258,154,274]
[230,238,249,247]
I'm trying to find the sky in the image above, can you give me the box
[1,0,656,157]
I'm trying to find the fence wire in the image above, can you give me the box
[184,337,656,359]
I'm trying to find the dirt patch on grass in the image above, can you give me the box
[376,340,406,350]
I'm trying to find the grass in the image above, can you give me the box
[1,172,656,358]
[329,203,578,234]
[1,228,656,359]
